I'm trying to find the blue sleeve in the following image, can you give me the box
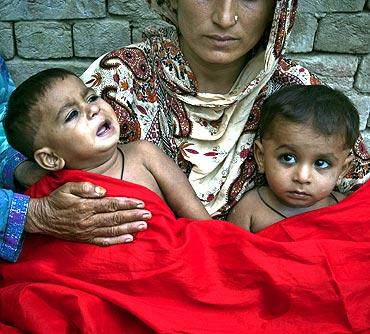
[0,189,28,262]
[0,56,28,262]
[0,57,27,190]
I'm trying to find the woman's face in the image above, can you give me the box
[173,0,274,67]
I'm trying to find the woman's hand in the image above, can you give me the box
[26,181,150,245]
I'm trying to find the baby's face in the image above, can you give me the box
[34,75,120,169]
[256,120,352,208]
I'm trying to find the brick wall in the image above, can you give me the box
[1,0,369,145]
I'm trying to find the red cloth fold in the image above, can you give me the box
[1,169,369,333]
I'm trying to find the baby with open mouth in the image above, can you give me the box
[4,67,211,223]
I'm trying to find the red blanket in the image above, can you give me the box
[0,169,369,333]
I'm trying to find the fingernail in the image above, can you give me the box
[124,236,133,243]
[142,212,151,219]
[137,223,147,231]
[95,186,105,195]
[136,202,144,208]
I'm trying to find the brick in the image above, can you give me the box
[0,0,106,21]
[345,91,370,130]
[315,14,370,54]
[289,54,359,77]
[355,54,370,93]
[15,22,72,60]
[108,0,158,21]
[286,14,318,53]
[314,76,355,92]
[74,20,131,58]
[0,22,14,59]
[5,59,93,85]
[298,0,366,12]
[289,54,360,92]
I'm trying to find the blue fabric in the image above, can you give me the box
[0,56,15,154]
[0,56,28,262]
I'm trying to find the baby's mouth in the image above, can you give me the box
[96,120,112,136]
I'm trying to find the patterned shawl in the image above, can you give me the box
[82,0,370,217]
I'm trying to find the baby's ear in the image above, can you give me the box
[253,139,265,174]
[34,147,65,171]
[336,153,354,186]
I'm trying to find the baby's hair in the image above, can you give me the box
[259,85,359,149]
[3,68,77,159]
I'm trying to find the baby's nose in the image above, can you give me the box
[87,104,99,118]
[294,165,312,184]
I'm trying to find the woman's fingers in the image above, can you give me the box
[88,197,147,214]
[90,235,135,246]
[89,220,150,245]
[64,181,107,198]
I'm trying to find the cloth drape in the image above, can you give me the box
[0,169,368,333]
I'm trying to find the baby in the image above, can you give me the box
[227,85,359,232]
[4,68,211,221]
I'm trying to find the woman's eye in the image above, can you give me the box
[279,154,296,165]
[87,94,99,103]
[315,160,331,169]
[65,110,79,122]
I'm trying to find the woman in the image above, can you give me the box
[1,0,369,262]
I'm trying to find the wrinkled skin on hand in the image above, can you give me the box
[26,181,151,245]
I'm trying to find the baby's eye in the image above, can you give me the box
[314,159,331,169]
[87,94,99,103]
[65,110,79,122]
[279,154,296,165]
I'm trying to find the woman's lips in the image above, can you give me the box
[206,35,238,47]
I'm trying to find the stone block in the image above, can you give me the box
[74,20,131,58]
[289,54,359,77]
[315,14,370,54]
[0,0,106,20]
[345,91,370,130]
[15,22,72,60]
[286,14,318,53]
[108,0,158,22]
[298,0,366,12]
[0,22,14,59]
[355,54,370,93]
[5,59,93,85]
[314,75,354,92]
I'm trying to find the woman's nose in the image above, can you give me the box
[212,0,238,29]
[293,165,312,184]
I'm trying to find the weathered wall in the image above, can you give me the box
[1,0,369,144]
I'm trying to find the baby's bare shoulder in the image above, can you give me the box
[236,188,261,208]
[119,140,158,155]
